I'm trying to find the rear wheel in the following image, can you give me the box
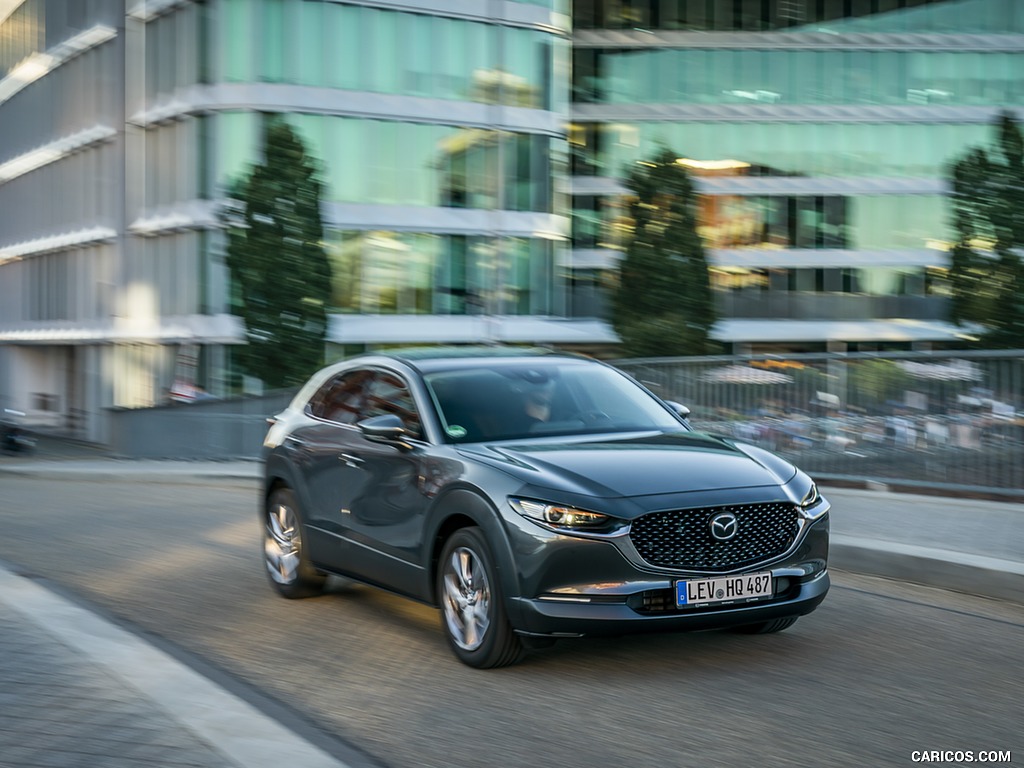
[438,527,523,669]
[263,487,326,599]
[733,617,798,634]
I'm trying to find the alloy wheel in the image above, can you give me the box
[265,501,301,585]
[441,546,492,651]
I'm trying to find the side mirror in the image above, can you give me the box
[666,401,691,421]
[358,413,411,448]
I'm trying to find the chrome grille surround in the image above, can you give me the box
[628,501,801,571]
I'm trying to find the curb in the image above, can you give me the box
[830,535,1024,605]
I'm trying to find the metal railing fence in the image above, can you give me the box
[102,351,1024,494]
[614,350,1024,494]
[107,390,297,460]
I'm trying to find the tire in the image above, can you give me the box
[263,487,326,599]
[437,527,524,669]
[733,617,798,635]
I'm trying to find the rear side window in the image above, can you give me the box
[307,369,373,424]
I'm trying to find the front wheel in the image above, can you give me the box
[438,527,523,669]
[263,487,326,599]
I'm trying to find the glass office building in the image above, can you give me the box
[0,0,581,441]
[570,0,1019,351]
[2,0,1020,441]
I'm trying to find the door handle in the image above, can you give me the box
[339,453,364,467]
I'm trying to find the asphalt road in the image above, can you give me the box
[1,476,1021,768]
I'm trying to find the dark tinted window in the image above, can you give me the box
[425,361,681,442]
[307,369,374,424]
[363,372,423,439]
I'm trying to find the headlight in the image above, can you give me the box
[509,498,622,535]
[798,483,827,519]
[800,483,820,508]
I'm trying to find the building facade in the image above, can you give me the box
[0,0,584,441]
[570,0,1021,351]
[1,0,1021,441]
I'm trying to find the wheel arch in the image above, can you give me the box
[426,488,520,616]
[262,453,305,512]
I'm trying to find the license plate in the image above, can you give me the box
[676,572,773,607]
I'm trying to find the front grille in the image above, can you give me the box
[629,501,800,571]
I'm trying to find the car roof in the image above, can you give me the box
[374,346,592,373]
[381,345,557,361]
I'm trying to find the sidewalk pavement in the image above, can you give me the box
[0,566,354,768]
[0,453,1021,767]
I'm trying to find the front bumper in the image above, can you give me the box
[510,569,830,637]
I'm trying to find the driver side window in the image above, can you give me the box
[363,372,423,439]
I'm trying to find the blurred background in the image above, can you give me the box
[0,0,1021,496]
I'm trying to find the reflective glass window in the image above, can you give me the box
[438,126,467,208]
[467,237,495,313]
[216,112,259,193]
[404,12,434,97]
[411,233,441,313]
[576,48,1024,106]
[366,7,399,94]
[212,6,565,102]
[466,130,499,209]
[222,0,255,83]
[504,133,530,211]
[367,120,398,205]
[326,229,359,312]
[326,118,363,204]
[505,238,531,314]
[326,3,363,91]
[575,0,1024,32]
[551,36,571,114]
[850,195,948,250]
[240,115,559,212]
[436,236,468,314]
[392,124,425,208]
[583,121,1006,180]
[435,18,466,100]
[503,27,543,108]
[296,0,325,87]
[260,0,285,83]
[466,22,497,103]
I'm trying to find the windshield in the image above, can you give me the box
[424,361,684,443]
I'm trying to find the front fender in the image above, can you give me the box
[424,487,523,621]
[262,450,308,514]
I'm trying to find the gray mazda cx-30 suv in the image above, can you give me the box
[261,347,830,668]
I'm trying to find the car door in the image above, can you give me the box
[332,369,435,596]
[288,368,374,571]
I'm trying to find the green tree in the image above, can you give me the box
[612,148,716,356]
[948,111,1024,347]
[223,120,332,389]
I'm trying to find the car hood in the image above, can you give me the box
[460,431,796,498]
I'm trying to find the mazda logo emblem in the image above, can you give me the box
[709,512,738,541]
